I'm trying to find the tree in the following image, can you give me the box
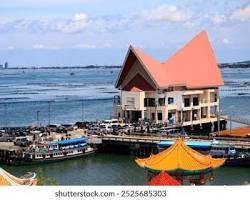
[36,168,58,185]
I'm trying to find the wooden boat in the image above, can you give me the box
[15,137,96,165]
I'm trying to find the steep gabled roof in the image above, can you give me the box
[115,45,159,88]
[116,31,224,89]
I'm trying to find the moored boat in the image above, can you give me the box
[16,137,96,164]
[210,143,250,167]
[158,140,212,150]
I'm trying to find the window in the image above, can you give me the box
[151,112,155,120]
[184,98,190,107]
[214,93,217,102]
[193,97,199,106]
[158,98,165,106]
[192,110,199,120]
[168,112,175,124]
[144,98,156,107]
[126,97,135,106]
[168,97,174,104]
[157,112,162,120]
[168,112,172,120]
[210,92,218,103]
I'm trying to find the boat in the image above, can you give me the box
[158,140,212,150]
[210,144,236,158]
[210,143,250,167]
[18,137,96,164]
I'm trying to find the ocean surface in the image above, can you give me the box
[0,67,250,126]
[1,67,250,185]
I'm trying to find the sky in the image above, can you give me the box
[0,0,250,67]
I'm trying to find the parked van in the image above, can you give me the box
[14,137,32,147]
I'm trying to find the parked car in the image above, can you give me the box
[46,124,59,132]
[159,128,189,138]
[0,134,15,142]
[87,126,100,135]
[14,137,32,147]
[60,124,77,131]
[122,124,134,134]
[99,124,112,133]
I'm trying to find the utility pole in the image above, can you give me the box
[229,115,232,135]
[217,106,220,135]
[48,101,51,125]
[36,111,40,127]
[4,104,7,129]
[81,99,84,122]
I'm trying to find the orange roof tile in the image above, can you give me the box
[135,138,225,172]
[116,31,224,89]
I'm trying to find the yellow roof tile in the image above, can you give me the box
[135,138,225,172]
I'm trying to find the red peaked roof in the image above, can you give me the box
[116,31,224,89]
[148,171,181,186]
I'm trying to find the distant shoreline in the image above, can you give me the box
[1,62,250,69]
[1,65,121,70]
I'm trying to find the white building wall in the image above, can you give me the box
[115,88,220,126]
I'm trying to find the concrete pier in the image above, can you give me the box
[0,142,23,164]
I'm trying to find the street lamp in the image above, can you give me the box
[81,99,84,122]
[36,111,40,127]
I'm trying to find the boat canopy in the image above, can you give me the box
[135,138,225,173]
[56,137,86,146]
[158,140,212,150]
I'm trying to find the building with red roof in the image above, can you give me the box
[113,31,224,130]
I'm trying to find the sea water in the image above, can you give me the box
[1,67,250,185]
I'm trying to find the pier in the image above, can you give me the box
[0,142,23,164]
[88,133,250,157]
[1,124,250,164]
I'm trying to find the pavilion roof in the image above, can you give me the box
[135,138,225,173]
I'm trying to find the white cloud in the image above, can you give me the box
[32,44,59,49]
[210,14,226,24]
[7,46,15,50]
[32,44,45,49]
[73,43,97,49]
[143,5,191,22]
[54,13,90,33]
[222,38,230,44]
[0,13,90,34]
[73,42,112,49]
[230,4,250,21]
[1,0,87,6]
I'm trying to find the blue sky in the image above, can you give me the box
[0,0,250,67]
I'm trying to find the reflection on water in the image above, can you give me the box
[3,153,250,185]
[3,153,147,185]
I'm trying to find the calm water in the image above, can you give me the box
[2,153,250,185]
[1,67,250,185]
